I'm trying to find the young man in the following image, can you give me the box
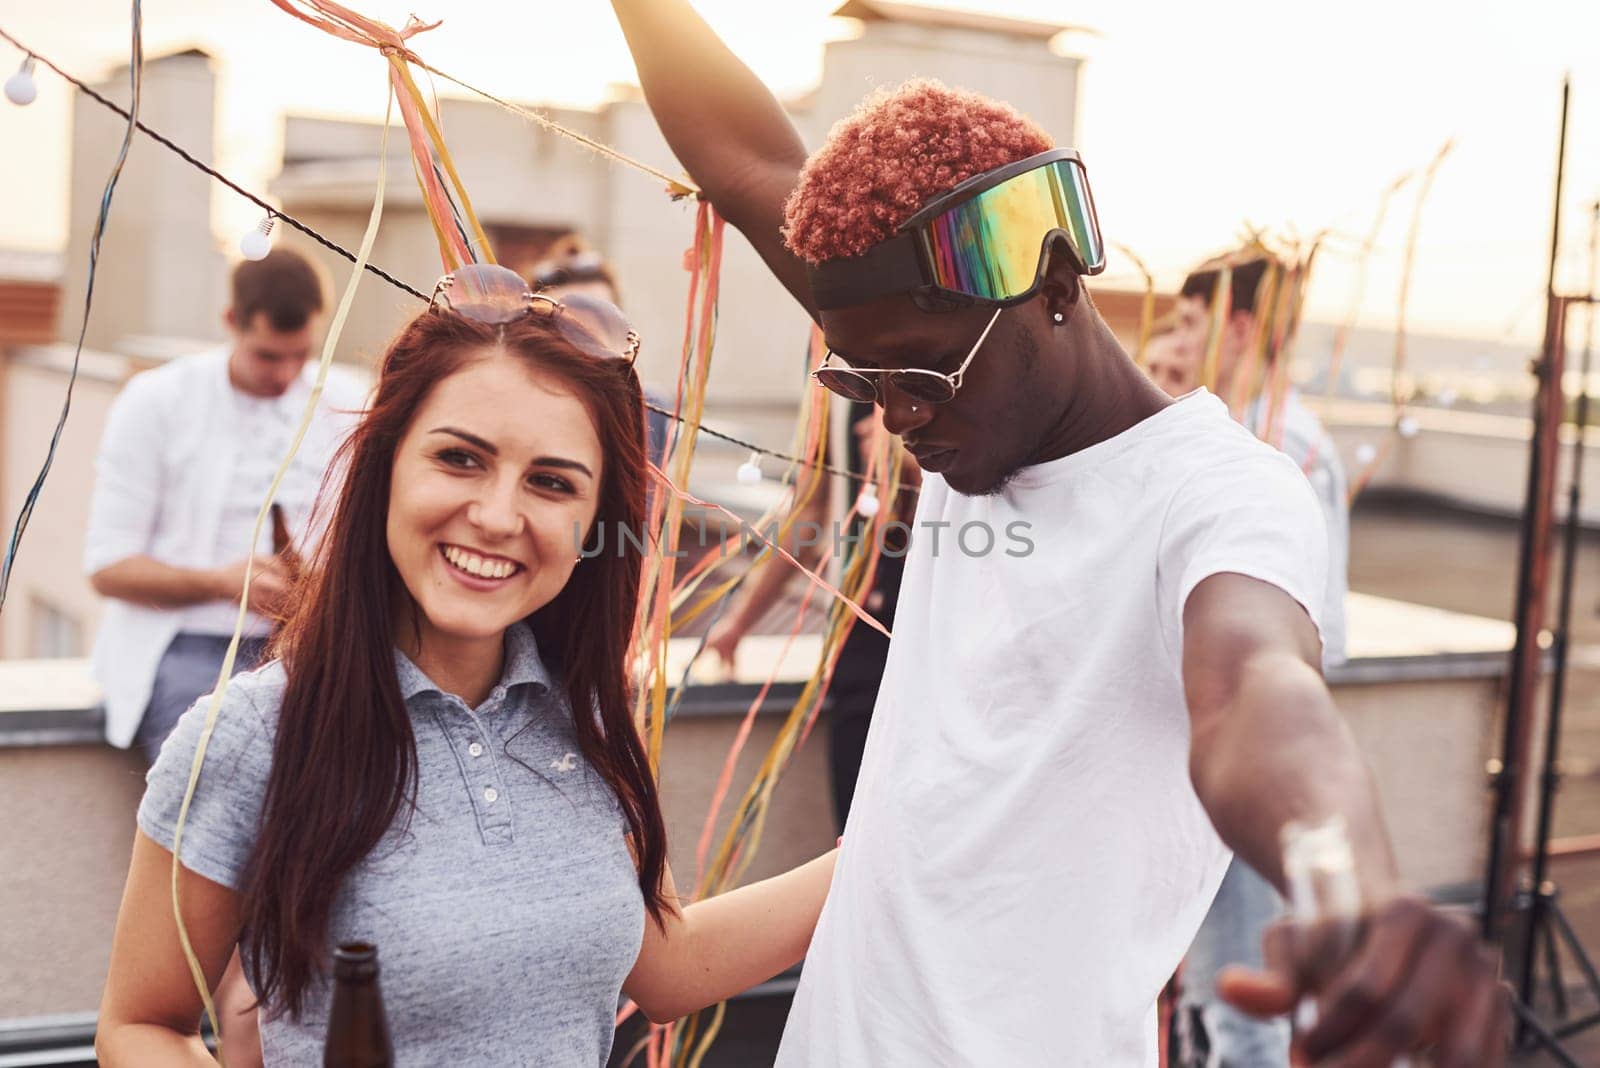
[1175,253,1350,664]
[86,247,364,763]
[1142,328,1200,398]
[611,3,1504,1063]
[1169,253,1353,1065]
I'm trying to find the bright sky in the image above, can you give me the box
[1,0,1598,346]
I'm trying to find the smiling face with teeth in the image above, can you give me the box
[386,350,604,676]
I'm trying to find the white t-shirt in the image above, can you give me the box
[180,384,327,637]
[777,390,1327,1067]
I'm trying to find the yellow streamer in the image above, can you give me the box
[168,93,393,1059]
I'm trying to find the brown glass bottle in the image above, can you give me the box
[323,942,393,1067]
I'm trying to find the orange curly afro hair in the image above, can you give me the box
[782,79,1054,266]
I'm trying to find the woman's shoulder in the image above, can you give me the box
[136,659,289,888]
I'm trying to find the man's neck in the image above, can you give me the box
[1030,331,1171,466]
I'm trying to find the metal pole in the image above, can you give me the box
[1485,75,1571,942]
[1521,202,1600,1012]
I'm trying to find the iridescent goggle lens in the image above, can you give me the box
[431,263,641,364]
[913,158,1103,302]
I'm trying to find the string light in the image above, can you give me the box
[1397,415,1420,438]
[735,452,763,486]
[4,56,36,106]
[1355,442,1378,466]
[240,212,275,260]
[855,482,880,518]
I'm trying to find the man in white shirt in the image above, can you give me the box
[84,247,365,764]
[613,3,1505,1063]
[1170,252,1352,1066]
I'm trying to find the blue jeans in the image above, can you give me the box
[135,633,267,765]
[1181,858,1291,1067]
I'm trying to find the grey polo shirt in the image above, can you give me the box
[139,621,645,1066]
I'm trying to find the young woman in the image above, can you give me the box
[97,264,837,1065]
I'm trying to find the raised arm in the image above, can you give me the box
[610,0,817,318]
[1183,573,1505,1064]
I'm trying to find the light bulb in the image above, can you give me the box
[856,483,881,518]
[1397,415,1419,439]
[240,214,275,261]
[4,57,37,107]
[735,453,762,486]
[1355,443,1378,466]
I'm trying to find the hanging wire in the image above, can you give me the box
[0,7,143,613]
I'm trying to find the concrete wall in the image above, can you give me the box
[0,348,132,660]
[1323,397,1600,526]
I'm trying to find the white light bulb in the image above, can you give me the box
[1355,443,1378,466]
[856,483,881,518]
[1397,415,1419,439]
[1436,388,1458,408]
[736,453,762,486]
[239,214,275,261]
[4,57,37,107]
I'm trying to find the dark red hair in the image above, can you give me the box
[239,310,668,1019]
[782,78,1053,265]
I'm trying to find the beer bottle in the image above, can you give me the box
[323,942,393,1067]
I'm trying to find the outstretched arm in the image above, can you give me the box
[624,851,837,1023]
[611,0,817,318]
[1184,573,1505,1064]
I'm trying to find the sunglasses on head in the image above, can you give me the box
[430,262,641,365]
[806,148,1106,312]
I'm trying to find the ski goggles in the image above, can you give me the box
[430,262,641,364]
[807,148,1105,311]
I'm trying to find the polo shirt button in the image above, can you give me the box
[483,787,499,803]
[468,742,484,757]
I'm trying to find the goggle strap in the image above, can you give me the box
[807,231,927,311]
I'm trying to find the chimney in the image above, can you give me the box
[57,48,225,351]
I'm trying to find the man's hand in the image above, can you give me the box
[211,555,293,621]
[1219,895,1508,1066]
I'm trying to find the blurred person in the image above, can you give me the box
[85,247,364,766]
[1170,252,1352,1067]
[532,237,671,468]
[1143,328,1199,397]
[84,247,364,1068]
[705,398,919,830]
[96,266,838,1066]
[1174,254,1349,663]
[613,2,1505,1064]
